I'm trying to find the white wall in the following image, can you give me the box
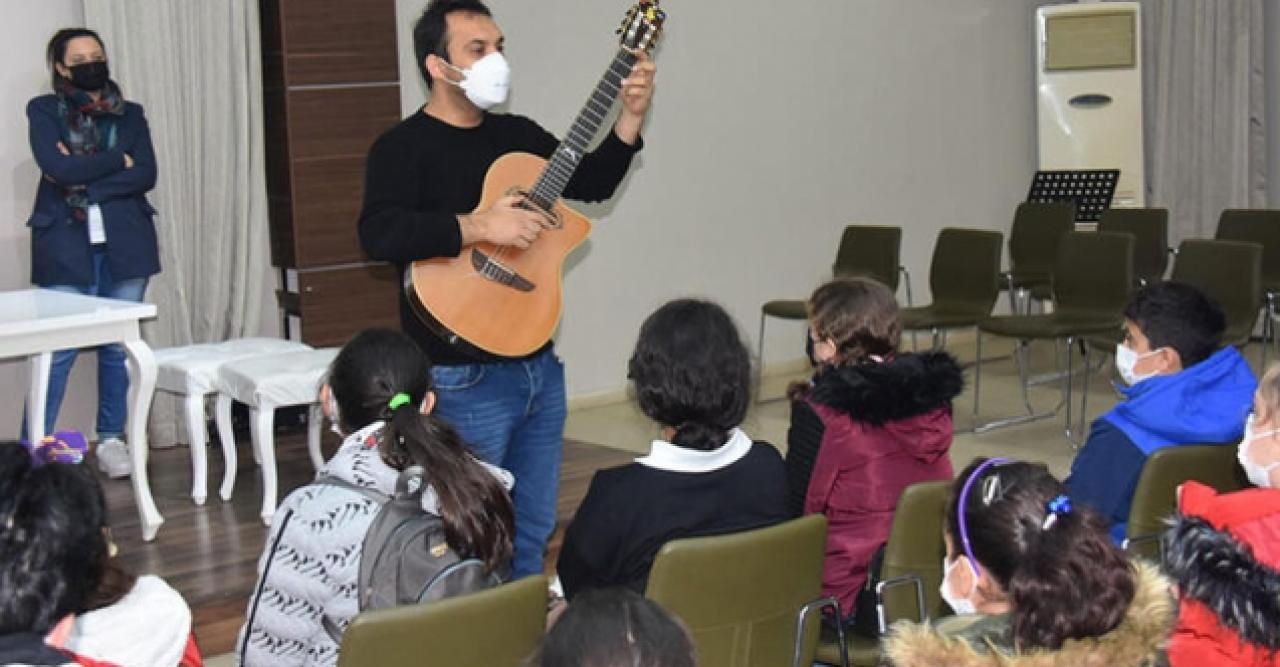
[0,1,93,438]
[396,0,1046,398]
[1269,0,1280,207]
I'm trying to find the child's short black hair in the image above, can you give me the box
[531,588,695,667]
[1123,281,1226,367]
[628,299,752,451]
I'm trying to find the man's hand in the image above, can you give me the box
[459,194,544,249]
[614,52,656,145]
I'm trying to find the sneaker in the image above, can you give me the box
[96,438,132,479]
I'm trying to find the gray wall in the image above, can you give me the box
[397,0,1046,397]
[1269,0,1280,207]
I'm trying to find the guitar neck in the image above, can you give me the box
[528,48,638,210]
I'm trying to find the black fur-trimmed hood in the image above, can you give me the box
[807,351,964,426]
[1164,504,1280,650]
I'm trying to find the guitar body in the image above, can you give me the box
[406,152,592,358]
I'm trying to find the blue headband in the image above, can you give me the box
[956,457,1010,578]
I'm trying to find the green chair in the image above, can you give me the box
[1216,209,1280,364]
[1098,207,1169,286]
[1123,444,1248,561]
[900,228,1004,351]
[974,231,1134,440]
[758,225,908,397]
[646,515,838,667]
[1001,202,1076,312]
[337,575,547,667]
[814,481,950,667]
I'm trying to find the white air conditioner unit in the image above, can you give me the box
[1036,2,1145,207]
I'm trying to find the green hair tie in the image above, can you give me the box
[387,393,412,411]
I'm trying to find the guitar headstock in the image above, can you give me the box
[617,1,666,55]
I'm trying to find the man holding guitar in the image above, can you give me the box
[358,0,656,579]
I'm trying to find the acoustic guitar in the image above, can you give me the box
[405,1,666,358]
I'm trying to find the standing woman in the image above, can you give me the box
[26,28,159,478]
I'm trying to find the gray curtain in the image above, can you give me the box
[1140,0,1267,241]
[83,0,272,445]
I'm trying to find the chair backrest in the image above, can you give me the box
[833,225,902,291]
[646,515,826,667]
[337,575,547,667]
[1008,202,1076,275]
[926,228,1003,317]
[1098,207,1169,285]
[1052,231,1134,316]
[878,481,950,623]
[1126,444,1248,559]
[1171,239,1263,347]
[1216,209,1280,292]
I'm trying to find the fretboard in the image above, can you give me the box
[528,49,638,210]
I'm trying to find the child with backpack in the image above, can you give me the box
[237,329,515,667]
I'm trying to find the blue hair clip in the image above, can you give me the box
[1042,494,1073,531]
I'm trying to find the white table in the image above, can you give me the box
[0,289,162,540]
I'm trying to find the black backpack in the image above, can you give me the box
[316,466,502,641]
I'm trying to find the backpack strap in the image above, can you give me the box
[314,474,391,504]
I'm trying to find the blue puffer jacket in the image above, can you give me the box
[1066,345,1256,542]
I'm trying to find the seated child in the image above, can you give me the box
[529,588,694,667]
[556,299,789,598]
[1066,281,1256,542]
[786,277,962,621]
[884,458,1173,666]
[238,328,515,666]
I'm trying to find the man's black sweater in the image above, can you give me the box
[357,110,641,365]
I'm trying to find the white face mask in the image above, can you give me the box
[939,556,977,615]
[1238,414,1280,488]
[441,52,510,110]
[1115,344,1162,386]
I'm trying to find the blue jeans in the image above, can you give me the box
[24,248,148,440]
[430,348,567,579]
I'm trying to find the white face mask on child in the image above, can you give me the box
[1115,344,1162,386]
[939,556,977,615]
[1238,414,1280,488]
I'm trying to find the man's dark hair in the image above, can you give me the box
[1123,281,1226,367]
[413,0,492,89]
[0,441,108,635]
[628,299,752,452]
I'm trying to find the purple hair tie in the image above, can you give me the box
[956,457,1010,578]
[22,431,88,466]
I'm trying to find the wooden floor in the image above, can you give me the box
[103,430,633,657]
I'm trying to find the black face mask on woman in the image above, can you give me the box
[67,61,110,91]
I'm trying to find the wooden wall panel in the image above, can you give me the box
[297,264,402,347]
[292,158,367,267]
[286,86,400,161]
[281,0,399,86]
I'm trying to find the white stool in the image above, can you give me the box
[215,348,338,524]
[154,338,312,505]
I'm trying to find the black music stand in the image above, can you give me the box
[1026,169,1119,224]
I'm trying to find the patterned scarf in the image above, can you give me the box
[54,77,125,221]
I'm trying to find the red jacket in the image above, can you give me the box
[1166,482,1280,666]
[787,352,962,616]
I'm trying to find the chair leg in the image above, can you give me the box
[1063,336,1078,445]
[251,405,278,526]
[794,597,846,667]
[756,312,767,402]
[215,394,237,502]
[183,393,208,505]
[972,330,982,422]
[900,266,917,350]
[307,402,324,473]
[975,338,1057,434]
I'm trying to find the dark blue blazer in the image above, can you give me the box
[26,94,160,286]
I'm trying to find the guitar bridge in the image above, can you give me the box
[471,249,535,292]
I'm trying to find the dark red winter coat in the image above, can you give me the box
[786,352,963,616]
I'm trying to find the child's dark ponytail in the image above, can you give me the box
[327,329,515,575]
